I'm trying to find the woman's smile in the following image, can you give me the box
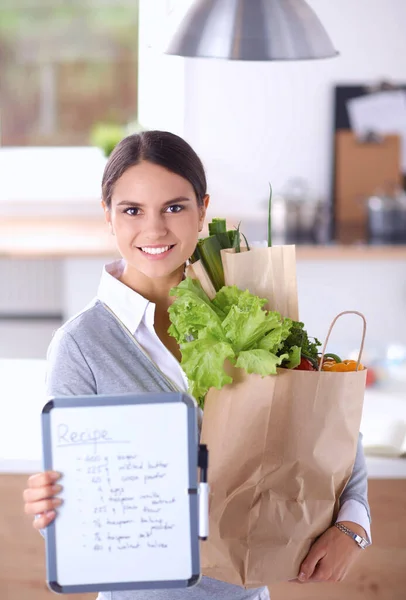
[136,244,176,260]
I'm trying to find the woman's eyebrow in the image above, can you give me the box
[116,196,192,207]
[163,196,191,206]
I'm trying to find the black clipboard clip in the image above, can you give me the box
[198,444,209,540]
[358,130,384,144]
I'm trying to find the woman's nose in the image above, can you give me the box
[143,213,168,239]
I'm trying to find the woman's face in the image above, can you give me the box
[103,161,209,280]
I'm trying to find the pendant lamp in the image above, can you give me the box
[166,0,338,61]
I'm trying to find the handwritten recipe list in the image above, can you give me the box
[50,404,193,586]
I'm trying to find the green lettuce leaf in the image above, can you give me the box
[169,275,210,302]
[257,318,293,353]
[170,277,225,318]
[179,334,235,404]
[221,290,282,352]
[168,293,224,345]
[283,345,301,369]
[235,349,288,376]
[212,285,256,316]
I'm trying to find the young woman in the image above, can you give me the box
[23,131,371,599]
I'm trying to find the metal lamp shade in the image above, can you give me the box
[166,0,338,61]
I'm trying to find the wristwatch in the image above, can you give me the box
[334,522,370,549]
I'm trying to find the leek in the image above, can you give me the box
[196,236,226,291]
[208,218,227,236]
[191,218,249,291]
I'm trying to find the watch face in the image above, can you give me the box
[354,534,369,549]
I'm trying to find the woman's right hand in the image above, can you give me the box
[23,471,63,530]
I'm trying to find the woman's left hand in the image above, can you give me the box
[294,521,367,583]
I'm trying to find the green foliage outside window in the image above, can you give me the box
[0,0,139,147]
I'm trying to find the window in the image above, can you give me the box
[0,0,139,146]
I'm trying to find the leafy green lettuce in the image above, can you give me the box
[179,335,235,401]
[221,289,282,352]
[168,280,225,345]
[235,349,287,376]
[168,278,296,407]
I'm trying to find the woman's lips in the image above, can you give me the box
[136,244,175,260]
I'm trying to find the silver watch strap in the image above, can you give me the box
[334,522,370,549]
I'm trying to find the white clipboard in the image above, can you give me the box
[41,392,208,594]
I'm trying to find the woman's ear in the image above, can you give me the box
[101,200,114,235]
[199,194,210,231]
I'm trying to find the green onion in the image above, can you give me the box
[233,222,241,253]
[241,231,250,251]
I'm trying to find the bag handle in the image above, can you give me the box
[318,311,367,372]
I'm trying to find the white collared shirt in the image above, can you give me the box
[97,259,371,542]
[97,259,188,393]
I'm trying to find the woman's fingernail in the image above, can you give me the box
[50,471,61,480]
[299,572,306,581]
[52,498,63,506]
[52,484,63,493]
[46,510,56,517]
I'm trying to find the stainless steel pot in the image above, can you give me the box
[367,192,406,244]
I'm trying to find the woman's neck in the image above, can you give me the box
[119,263,184,307]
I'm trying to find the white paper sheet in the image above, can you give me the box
[347,90,406,171]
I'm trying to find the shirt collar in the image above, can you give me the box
[97,259,152,334]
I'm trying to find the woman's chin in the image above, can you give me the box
[125,253,186,280]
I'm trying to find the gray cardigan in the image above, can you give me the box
[45,300,371,600]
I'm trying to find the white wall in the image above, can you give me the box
[137,0,190,135]
[139,0,406,216]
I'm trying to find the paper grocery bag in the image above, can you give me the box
[185,260,216,299]
[221,246,299,320]
[200,312,367,587]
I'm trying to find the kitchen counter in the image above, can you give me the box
[2,216,406,259]
[364,456,406,478]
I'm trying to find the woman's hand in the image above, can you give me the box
[295,521,367,583]
[23,471,63,530]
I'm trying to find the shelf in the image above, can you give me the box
[295,244,406,260]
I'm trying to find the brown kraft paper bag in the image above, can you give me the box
[199,312,367,587]
[221,246,299,320]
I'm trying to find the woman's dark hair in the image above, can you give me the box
[102,130,207,209]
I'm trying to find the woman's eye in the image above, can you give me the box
[124,207,140,216]
[166,205,183,214]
